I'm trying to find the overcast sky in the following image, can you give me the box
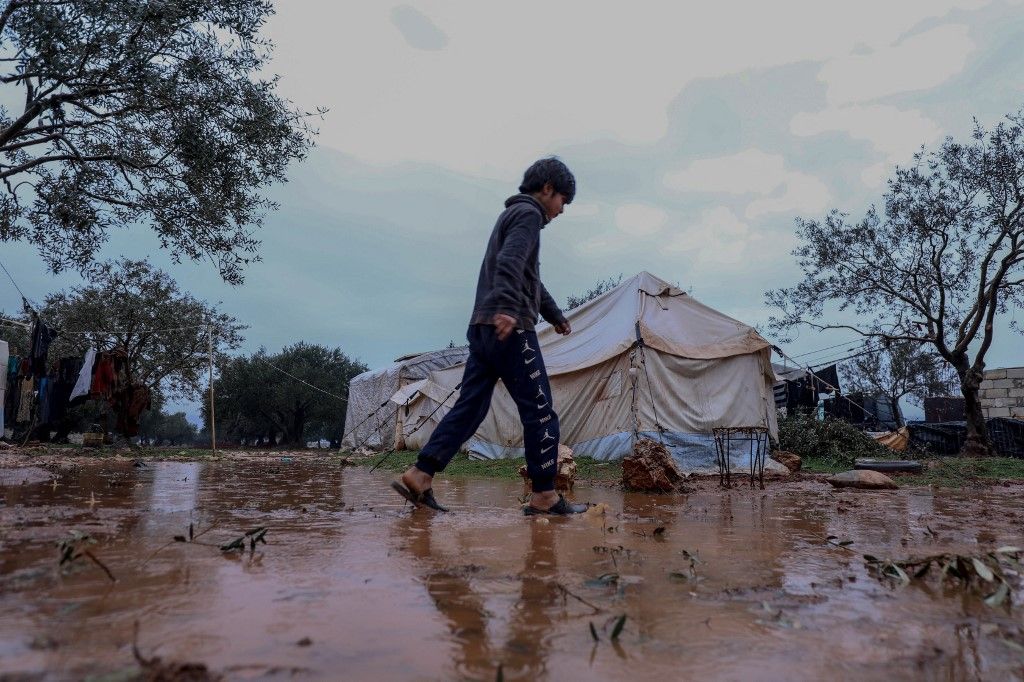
[3,0,1024,421]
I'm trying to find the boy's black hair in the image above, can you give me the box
[519,157,575,203]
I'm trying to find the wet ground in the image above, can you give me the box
[2,457,1024,681]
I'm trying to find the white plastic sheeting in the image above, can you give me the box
[341,347,468,450]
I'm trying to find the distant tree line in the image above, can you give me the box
[206,343,367,447]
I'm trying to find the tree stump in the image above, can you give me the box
[621,438,686,492]
[519,444,577,491]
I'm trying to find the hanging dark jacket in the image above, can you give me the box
[29,319,58,379]
[470,194,567,331]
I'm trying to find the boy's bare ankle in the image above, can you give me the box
[402,466,432,493]
[529,490,559,509]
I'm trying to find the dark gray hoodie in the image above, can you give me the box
[469,194,567,331]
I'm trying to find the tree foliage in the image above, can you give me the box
[842,341,952,407]
[0,0,319,283]
[210,342,367,446]
[17,258,244,402]
[566,274,622,310]
[768,110,1024,455]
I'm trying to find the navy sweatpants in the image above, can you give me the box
[415,324,560,492]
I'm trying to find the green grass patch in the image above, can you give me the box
[800,456,851,475]
[348,450,622,481]
[898,457,1024,487]
[802,453,1024,487]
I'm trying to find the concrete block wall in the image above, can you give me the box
[979,367,1024,419]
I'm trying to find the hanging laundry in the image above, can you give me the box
[115,383,152,437]
[91,352,115,398]
[0,340,7,436]
[28,318,58,379]
[70,347,96,403]
[38,376,51,425]
[48,356,82,423]
[5,353,19,428]
[16,375,33,423]
[112,346,130,389]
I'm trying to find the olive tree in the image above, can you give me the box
[0,0,319,283]
[768,110,1024,456]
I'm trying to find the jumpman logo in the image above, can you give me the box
[535,385,545,399]
[521,340,534,354]
[540,429,555,442]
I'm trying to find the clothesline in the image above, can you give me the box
[2,315,214,336]
[61,323,214,335]
[1,317,30,330]
[771,345,879,421]
[252,355,348,402]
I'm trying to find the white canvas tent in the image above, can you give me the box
[341,347,469,450]
[399,272,780,473]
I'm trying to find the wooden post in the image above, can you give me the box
[208,326,216,454]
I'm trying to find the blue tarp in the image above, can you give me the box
[469,429,773,473]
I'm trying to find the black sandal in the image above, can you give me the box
[523,495,588,516]
[390,481,450,512]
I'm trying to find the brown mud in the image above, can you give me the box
[2,456,1024,680]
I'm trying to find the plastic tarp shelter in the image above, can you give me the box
[400,272,781,474]
[341,347,469,450]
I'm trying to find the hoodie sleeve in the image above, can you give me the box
[483,207,541,317]
[539,282,567,326]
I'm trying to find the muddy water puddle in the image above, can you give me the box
[1,460,1024,681]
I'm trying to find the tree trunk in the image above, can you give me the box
[956,361,993,457]
[289,407,305,447]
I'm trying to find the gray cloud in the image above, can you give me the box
[390,5,448,51]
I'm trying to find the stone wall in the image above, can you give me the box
[979,367,1024,419]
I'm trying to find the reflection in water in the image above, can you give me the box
[147,462,201,514]
[394,514,496,679]
[2,461,1024,680]
[393,512,562,680]
[505,520,559,678]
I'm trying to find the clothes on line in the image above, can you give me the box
[70,347,96,402]
[1,337,153,440]
[29,318,58,379]
[0,340,6,435]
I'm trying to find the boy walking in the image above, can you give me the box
[392,158,587,515]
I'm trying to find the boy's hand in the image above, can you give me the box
[554,321,572,335]
[493,313,517,341]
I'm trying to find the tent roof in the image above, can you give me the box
[536,271,770,375]
[350,345,470,386]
